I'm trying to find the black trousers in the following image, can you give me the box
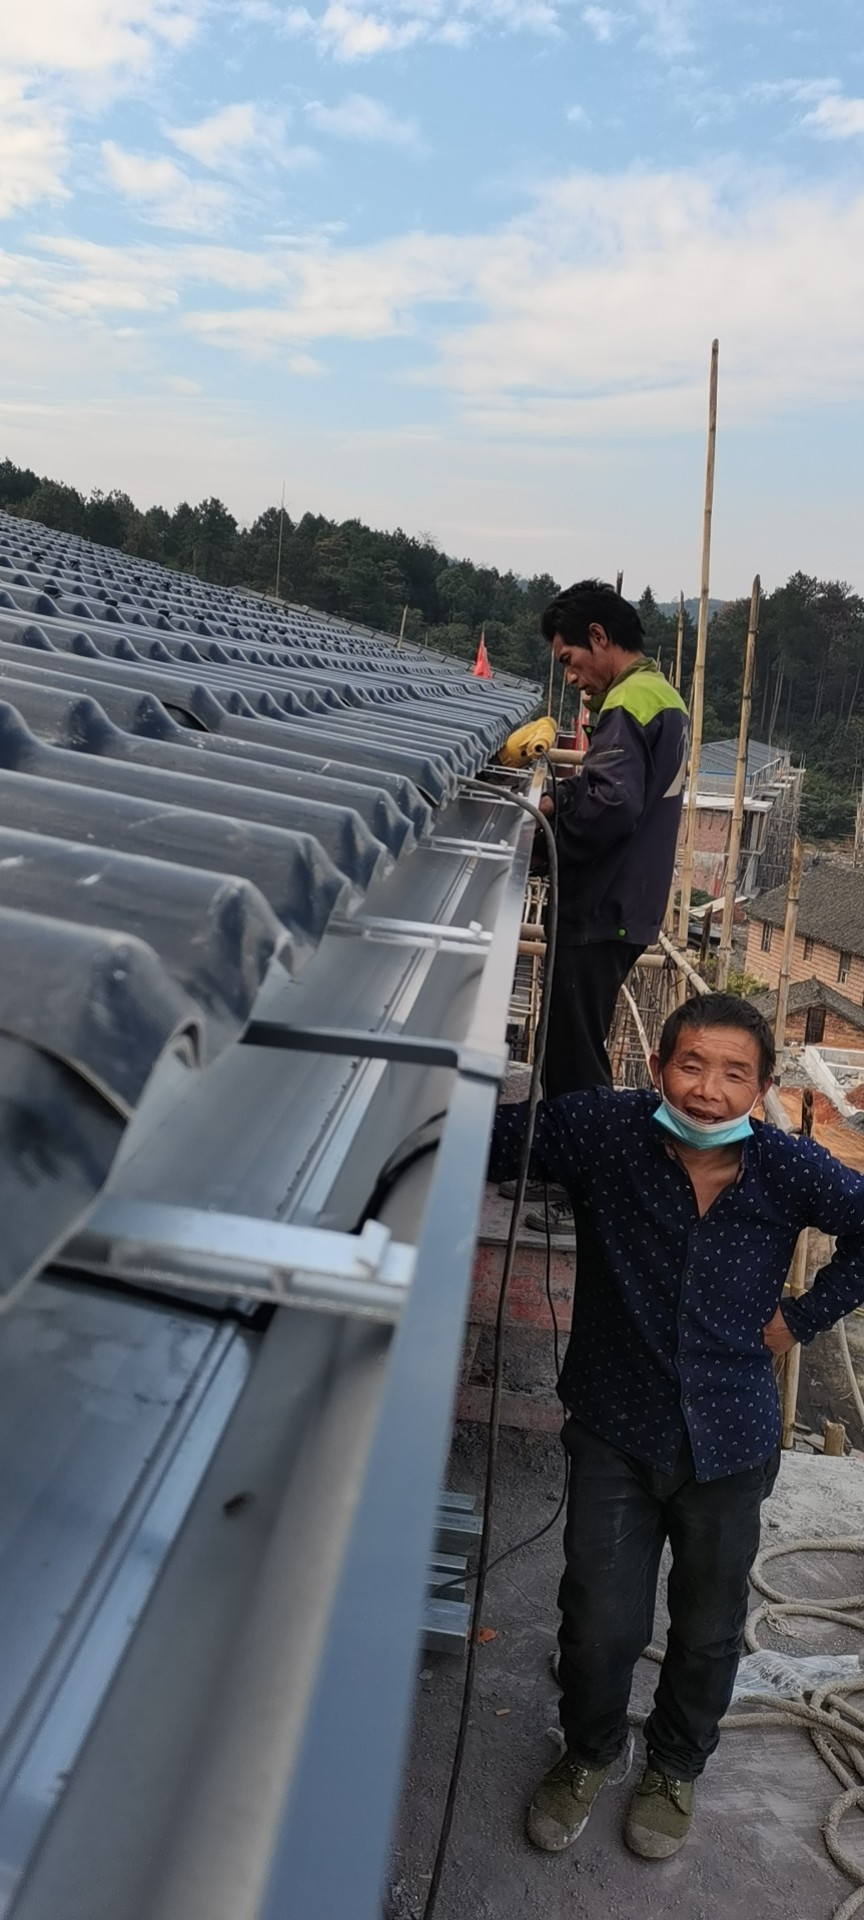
[558,1420,781,1781]
[544,940,644,1098]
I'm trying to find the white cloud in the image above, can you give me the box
[169,101,272,168]
[802,93,864,141]
[102,140,231,231]
[581,7,623,43]
[306,91,419,146]
[9,156,864,480]
[0,1,206,214]
[566,103,590,125]
[0,1,198,76]
[0,77,69,214]
[284,0,561,58]
[633,0,693,56]
[167,100,319,174]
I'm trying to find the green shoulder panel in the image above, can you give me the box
[601,673,688,727]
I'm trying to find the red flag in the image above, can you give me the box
[472,630,493,680]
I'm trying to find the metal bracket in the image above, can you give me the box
[240,1020,508,1085]
[328,914,492,953]
[64,1199,415,1322]
[428,837,513,860]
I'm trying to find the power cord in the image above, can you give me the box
[421,775,560,1920]
[432,1188,569,1601]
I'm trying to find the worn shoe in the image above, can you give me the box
[527,1736,634,1853]
[523,1196,574,1236]
[625,1766,694,1859]
[498,1178,564,1204]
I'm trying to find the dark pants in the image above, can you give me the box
[558,1420,781,1781]
[544,941,644,1098]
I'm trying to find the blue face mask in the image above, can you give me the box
[652,1078,755,1151]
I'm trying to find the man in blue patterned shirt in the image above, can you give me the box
[489,992,864,1863]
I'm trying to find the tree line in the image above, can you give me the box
[2,459,862,839]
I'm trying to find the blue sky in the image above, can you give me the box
[2,1,864,596]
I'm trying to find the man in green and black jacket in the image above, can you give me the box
[524,581,688,1232]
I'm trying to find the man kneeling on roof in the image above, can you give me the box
[490,992,864,1863]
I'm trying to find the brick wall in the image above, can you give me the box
[694,808,732,854]
[745,922,864,1004]
[783,1009,864,1049]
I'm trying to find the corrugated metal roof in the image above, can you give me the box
[0,507,538,1301]
[698,739,788,787]
[0,509,544,1920]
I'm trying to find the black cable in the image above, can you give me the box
[433,1184,568,1600]
[421,777,560,1920]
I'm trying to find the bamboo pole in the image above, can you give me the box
[677,340,720,946]
[824,1421,846,1457]
[716,576,760,990]
[546,648,555,717]
[781,1090,813,1446]
[615,570,624,595]
[396,603,408,650]
[674,592,685,692]
[274,480,286,600]
[621,983,653,1072]
[556,671,567,730]
[773,834,804,1052]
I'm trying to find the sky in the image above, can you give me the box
[1,1,864,597]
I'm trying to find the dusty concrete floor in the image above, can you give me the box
[388,1431,864,1920]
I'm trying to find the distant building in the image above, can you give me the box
[746,863,864,1018]
[749,977,864,1051]
[687,740,803,900]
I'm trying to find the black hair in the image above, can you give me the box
[540,579,645,655]
[658,993,776,1085]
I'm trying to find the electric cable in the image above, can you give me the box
[421,774,560,1920]
[432,1190,569,1600]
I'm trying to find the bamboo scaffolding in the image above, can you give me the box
[274,480,286,600]
[781,1092,813,1447]
[677,340,720,948]
[773,835,804,1053]
[674,591,685,692]
[715,576,760,990]
[621,983,653,1072]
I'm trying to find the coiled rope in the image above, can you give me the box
[637,1535,864,1920]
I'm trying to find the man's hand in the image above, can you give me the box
[762,1306,797,1356]
[539,794,555,817]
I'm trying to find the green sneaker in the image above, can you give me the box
[625,1765,694,1859]
[527,1735,634,1853]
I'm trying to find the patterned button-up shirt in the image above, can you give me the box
[490,1089,864,1482]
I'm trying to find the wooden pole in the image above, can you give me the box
[674,592,685,692]
[716,576,760,990]
[546,648,555,717]
[274,480,286,600]
[396,603,408,650]
[824,1422,847,1457]
[780,1082,813,1448]
[677,340,720,946]
[621,983,653,1072]
[556,672,567,730]
[773,834,804,1053]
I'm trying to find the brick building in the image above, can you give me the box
[746,864,864,1024]
[688,740,802,900]
[749,977,864,1050]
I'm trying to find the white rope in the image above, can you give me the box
[633,1536,864,1919]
